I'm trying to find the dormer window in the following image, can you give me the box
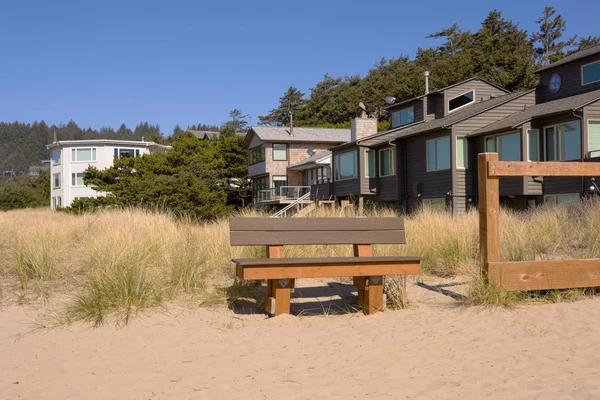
[391,106,414,128]
[582,60,600,86]
[448,90,474,112]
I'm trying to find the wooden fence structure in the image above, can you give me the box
[478,152,600,291]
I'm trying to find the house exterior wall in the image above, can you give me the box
[332,146,360,197]
[538,54,600,102]
[388,100,424,127]
[311,182,332,200]
[443,80,508,116]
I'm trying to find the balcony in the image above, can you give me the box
[255,186,311,205]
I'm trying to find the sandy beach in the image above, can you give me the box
[2,277,600,400]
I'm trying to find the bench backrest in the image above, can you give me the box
[229,217,406,246]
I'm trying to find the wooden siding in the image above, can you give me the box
[473,135,523,196]
[360,147,377,195]
[586,99,600,118]
[332,147,360,197]
[426,95,443,120]
[311,183,332,200]
[443,79,508,116]
[377,176,398,201]
[539,54,600,102]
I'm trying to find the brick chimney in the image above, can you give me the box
[351,116,377,142]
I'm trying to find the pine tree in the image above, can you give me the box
[531,6,576,65]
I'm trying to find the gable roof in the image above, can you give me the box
[244,126,351,148]
[387,76,509,109]
[288,150,332,171]
[470,88,600,137]
[357,87,537,147]
[189,130,245,140]
[535,44,600,73]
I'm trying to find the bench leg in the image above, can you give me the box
[273,279,292,316]
[353,276,367,308]
[265,279,275,314]
[364,276,384,315]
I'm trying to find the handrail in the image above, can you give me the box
[257,186,310,203]
[271,191,311,218]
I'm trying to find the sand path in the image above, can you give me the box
[2,277,600,399]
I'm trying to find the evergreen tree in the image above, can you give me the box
[531,6,576,65]
[223,108,249,132]
[258,87,306,126]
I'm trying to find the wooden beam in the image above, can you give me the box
[230,217,404,232]
[364,277,384,315]
[265,245,283,315]
[489,259,600,291]
[230,230,406,246]
[353,245,372,308]
[478,153,500,274]
[488,161,600,177]
[238,261,421,280]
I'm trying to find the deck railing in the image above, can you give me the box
[256,186,310,203]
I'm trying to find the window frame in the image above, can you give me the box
[52,149,61,165]
[71,147,97,163]
[426,136,451,172]
[71,172,85,187]
[334,150,358,181]
[272,143,287,161]
[248,144,265,165]
[456,137,468,169]
[365,150,375,178]
[527,129,540,162]
[544,193,580,204]
[423,198,447,211]
[448,90,475,113]
[543,120,581,162]
[391,106,415,128]
[114,148,140,158]
[485,131,522,161]
[53,173,61,189]
[587,120,600,157]
[582,60,600,86]
[379,148,396,177]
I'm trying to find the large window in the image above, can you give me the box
[114,148,140,158]
[248,145,265,165]
[528,130,540,161]
[71,173,85,186]
[272,176,287,195]
[448,90,474,112]
[252,175,268,198]
[426,137,451,171]
[391,106,414,128]
[306,166,331,185]
[53,173,61,188]
[52,149,61,165]
[423,198,446,211]
[272,143,287,161]
[379,148,395,177]
[485,131,521,161]
[582,60,600,86]
[545,121,581,161]
[456,137,468,169]
[544,193,580,204]
[334,151,358,181]
[588,121,600,155]
[366,151,375,177]
[71,148,97,162]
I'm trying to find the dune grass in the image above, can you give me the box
[2,200,600,325]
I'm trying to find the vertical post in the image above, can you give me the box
[266,245,287,315]
[478,153,500,275]
[358,195,364,216]
[353,244,372,311]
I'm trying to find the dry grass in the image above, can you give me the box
[2,200,600,325]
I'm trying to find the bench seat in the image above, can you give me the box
[233,256,422,280]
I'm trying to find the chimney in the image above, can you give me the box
[424,71,430,95]
[351,115,378,142]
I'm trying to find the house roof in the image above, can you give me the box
[470,88,600,137]
[46,140,172,150]
[357,87,538,147]
[534,44,600,73]
[386,76,509,109]
[189,130,245,140]
[288,150,332,171]
[244,126,351,148]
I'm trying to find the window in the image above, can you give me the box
[334,151,358,181]
[74,197,92,201]
[114,148,140,158]
[456,137,468,168]
[252,175,268,199]
[485,131,521,161]
[52,149,61,165]
[71,173,85,186]
[582,60,600,86]
[391,106,414,128]
[588,121,600,155]
[272,176,287,195]
[307,166,331,185]
[527,130,540,161]
[448,90,474,112]
[545,121,581,161]
[248,145,265,165]
[379,148,395,177]
[544,193,580,204]
[423,198,446,211]
[52,197,62,209]
[366,151,375,177]
[272,143,287,161]
[426,137,451,171]
[71,148,97,162]
[53,173,61,188]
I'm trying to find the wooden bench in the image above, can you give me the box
[230,217,421,316]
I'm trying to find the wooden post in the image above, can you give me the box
[266,245,286,315]
[478,153,500,275]
[353,244,372,311]
[364,276,384,315]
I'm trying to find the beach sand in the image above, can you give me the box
[2,277,600,399]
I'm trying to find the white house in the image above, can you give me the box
[46,139,171,209]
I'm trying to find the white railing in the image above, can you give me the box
[271,191,312,218]
[257,186,310,203]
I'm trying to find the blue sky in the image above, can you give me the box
[0,0,598,134]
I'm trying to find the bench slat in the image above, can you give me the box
[233,256,423,265]
[229,217,404,232]
[230,230,406,246]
